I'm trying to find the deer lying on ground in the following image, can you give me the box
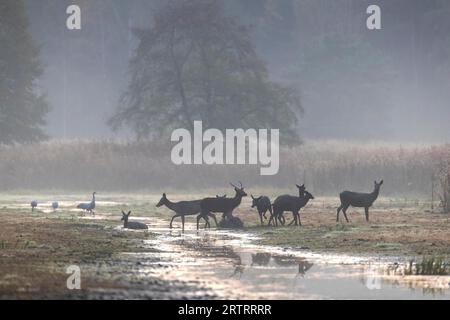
[121,211,148,230]
[337,180,383,222]
[251,195,272,225]
[198,182,247,230]
[270,190,315,226]
[156,193,211,231]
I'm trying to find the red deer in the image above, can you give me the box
[251,195,272,225]
[270,191,315,226]
[337,180,383,222]
[198,182,247,230]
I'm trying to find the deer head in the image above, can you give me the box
[230,181,247,198]
[296,184,306,196]
[251,195,262,208]
[121,210,131,223]
[156,193,167,207]
[374,180,384,191]
[303,190,315,201]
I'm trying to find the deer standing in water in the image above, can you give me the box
[156,193,210,231]
[198,182,247,230]
[337,180,384,223]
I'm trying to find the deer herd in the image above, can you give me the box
[153,180,384,231]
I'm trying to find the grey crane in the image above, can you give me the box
[52,201,59,211]
[31,200,38,212]
[77,192,96,215]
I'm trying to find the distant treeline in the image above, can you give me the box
[0,140,448,199]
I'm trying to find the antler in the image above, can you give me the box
[230,181,244,189]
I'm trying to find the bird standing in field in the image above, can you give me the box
[52,201,59,211]
[77,192,96,215]
[31,200,38,212]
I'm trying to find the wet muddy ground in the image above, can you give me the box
[0,193,449,299]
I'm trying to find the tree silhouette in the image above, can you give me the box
[109,0,302,143]
[0,0,49,144]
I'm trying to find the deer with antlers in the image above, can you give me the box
[198,182,247,230]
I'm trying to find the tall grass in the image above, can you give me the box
[435,155,450,212]
[405,257,449,276]
[0,139,449,197]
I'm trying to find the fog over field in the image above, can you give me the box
[1,0,450,197]
[2,1,450,302]
[24,0,450,142]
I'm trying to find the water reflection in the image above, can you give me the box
[142,220,450,299]
[251,253,271,266]
[251,253,314,277]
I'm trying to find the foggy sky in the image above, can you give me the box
[25,0,450,142]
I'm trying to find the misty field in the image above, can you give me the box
[1,139,449,200]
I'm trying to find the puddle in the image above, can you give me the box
[130,218,450,300]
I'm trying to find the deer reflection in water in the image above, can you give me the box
[251,253,313,277]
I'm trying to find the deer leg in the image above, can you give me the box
[297,211,302,226]
[270,211,278,227]
[204,216,210,229]
[342,205,350,223]
[279,213,285,226]
[288,212,295,226]
[196,214,202,230]
[282,213,286,225]
[268,212,275,226]
[259,212,264,225]
[268,206,275,226]
[337,205,343,222]
[208,213,218,227]
[289,212,298,226]
[170,215,178,229]
[364,207,369,222]
[181,215,185,231]
[223,211,233,220]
